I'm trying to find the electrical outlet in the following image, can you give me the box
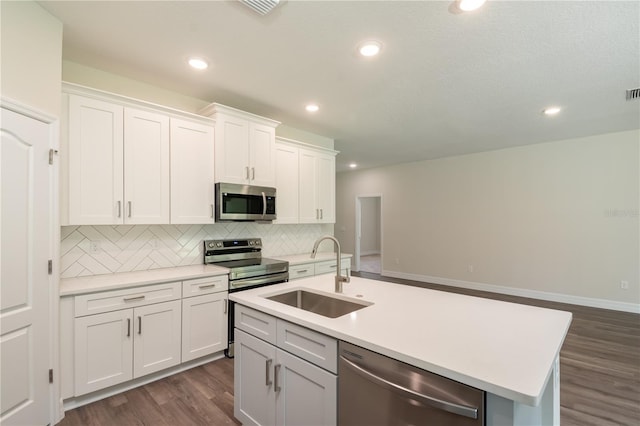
[89,241,100,253]
[620,280,629,290]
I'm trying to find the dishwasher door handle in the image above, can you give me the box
[340,356,479,419]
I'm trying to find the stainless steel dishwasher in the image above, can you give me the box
[339,341,485,425]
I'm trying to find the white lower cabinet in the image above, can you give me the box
[74,299,181,395]
[182,291,228,362]
[234,306,337,426]
[288,257,351,281]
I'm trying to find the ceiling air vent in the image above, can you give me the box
[239,0,280,15]
[626,88,640,101]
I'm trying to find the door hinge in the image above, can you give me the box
[48,260,53,275]
[48,149,58,165]
[49,369,53,383]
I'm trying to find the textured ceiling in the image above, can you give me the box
[39,0,640,172]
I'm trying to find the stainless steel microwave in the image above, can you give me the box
[215,182,276,222]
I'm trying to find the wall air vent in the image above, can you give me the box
[239,0,280,15]
[626,88,640,101]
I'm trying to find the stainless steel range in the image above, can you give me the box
[204,238,288,357]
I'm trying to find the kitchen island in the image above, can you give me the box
[230,274,572,426]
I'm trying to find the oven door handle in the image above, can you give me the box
[230,272,289,291]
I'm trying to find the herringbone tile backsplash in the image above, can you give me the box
[61,223,334,278]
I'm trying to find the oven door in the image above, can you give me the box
[215,182,276,221]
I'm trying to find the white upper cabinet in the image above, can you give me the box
[123,107,170,224]
[68,96,169,225]
[299,147,336,224]
[274,140,300,224]
[68,94,124,225]
[170,118,215,224]
[62,83,216,226]
[200,103,279,187]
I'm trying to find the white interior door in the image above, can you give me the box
[1,107,51,425]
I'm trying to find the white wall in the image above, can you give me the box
[1,1,63,116]
[336,130,640,311]
[360,197,381,255]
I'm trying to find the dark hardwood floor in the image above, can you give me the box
[58,272,640,426]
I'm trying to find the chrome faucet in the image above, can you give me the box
[311,235,350,293]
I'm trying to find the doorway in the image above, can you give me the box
[354,195,382,274]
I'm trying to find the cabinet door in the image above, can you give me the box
[133,300,181,378]
[298,149,319,223]
[68,94,124,225]
[249,122,276,187]
[124,108,170,224]
[274,143,299,224]
[235,329,277,426]
[170,118,215,224]
[316,152,335,223]
[181,292,228,362]
[216,115,249,184]
[74,309,133,396]
[276,348,337,426]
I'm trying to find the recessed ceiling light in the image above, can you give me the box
[305,104,319,113]
[358,41,382,57]
[349,163,358,168]
[543,106,561,116]
[457,0,487,12]
[188,57,208,70]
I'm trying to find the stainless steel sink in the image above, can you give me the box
[266,289,372,318]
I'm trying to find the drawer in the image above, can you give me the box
[74,281,181,317]
[182,275,228,298]
[277,319,337,373]
[235,304,277,345]
[314,258,351,276]
[289,263,314,280]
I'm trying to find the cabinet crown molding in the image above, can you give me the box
[200,102,280,128]
[275,136,339,156]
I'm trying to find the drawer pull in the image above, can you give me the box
[198,284,216,290]
[329,265,337,269]
[274,364,282,392]
[266,359,273,386]
[123,295,146,302]
[296,269,308,274]
[138,316,142,334]
[126,318,131,337]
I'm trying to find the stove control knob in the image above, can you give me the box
[216,242,222,248]
[249,241,254,245]
[208,242,215,248]
[255,240,261,246]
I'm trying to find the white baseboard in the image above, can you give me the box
[381,269,640,314]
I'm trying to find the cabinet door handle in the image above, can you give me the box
[316,209,319,219]
[128,201,132,218]
[245,166,250,180]
[126,318,131,337]
[224,298,228,314]
[251,167,255,180]
[320,209,323,219]
[265,359,273,386]
[117,201,122,218]
[123,295,145,302]
[274,364,281,392]
[211,204,214,219]
[138,316,142,334]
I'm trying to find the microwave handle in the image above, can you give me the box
[261,192,266,218]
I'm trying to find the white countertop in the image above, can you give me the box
[272,252,352,265]
[60,264,229,296]
[229,275,572,407]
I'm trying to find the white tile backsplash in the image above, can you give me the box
[60,223,334,278]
